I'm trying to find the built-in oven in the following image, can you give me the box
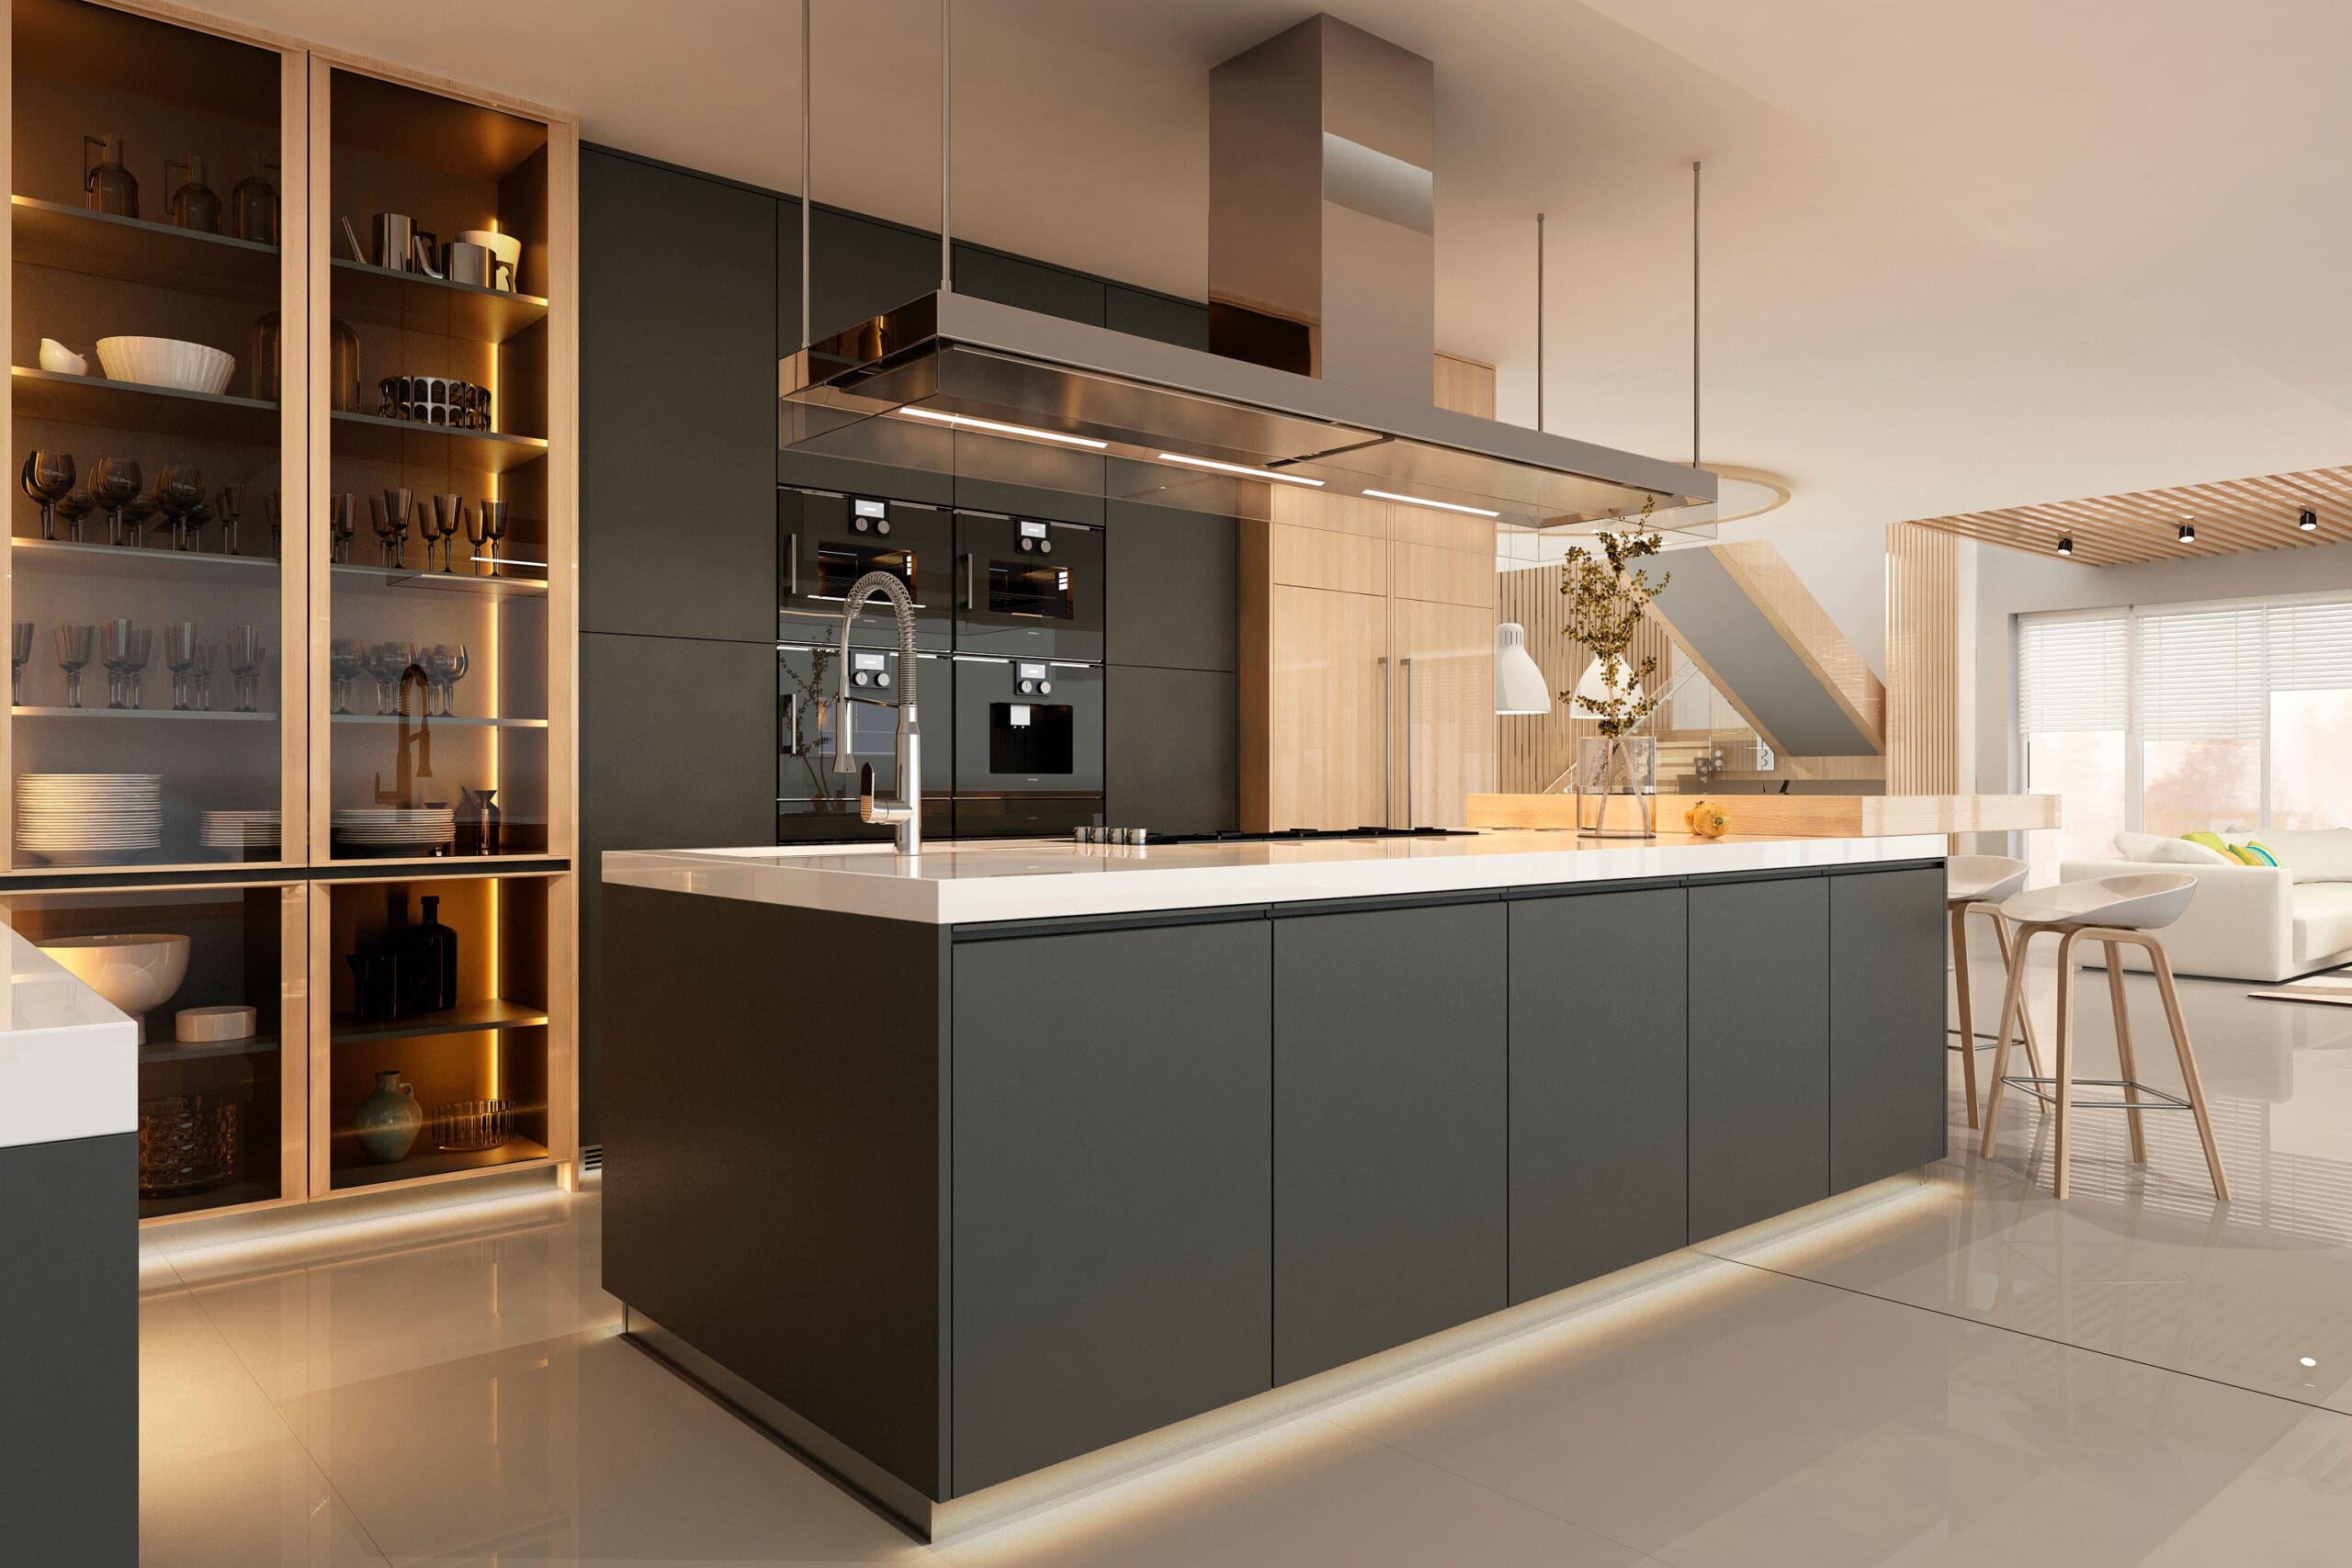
[952,655,1105,838]
[779,489,953,650]
[952,512,1105,661]
[777,641,952,843]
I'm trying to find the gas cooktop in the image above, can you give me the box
[1144,826,1478,847]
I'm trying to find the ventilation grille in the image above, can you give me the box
[580,1144,604,1174]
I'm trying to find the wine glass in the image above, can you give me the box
[226,625,266,714]
[477,499,509,576]
[11,621,31,706]
[121,490,158,548]
[366,640,414,716]
[189,644,218,711]
[214,484,245,556]
[433,494,464,572]
[54,625,94,709]
[326,493,356,564]
[153,465,204,551]
[121,627,153,710]
[55,484,96,544]
[90,457,141,547]
[424,643,469,716]
[97,617,136,708]
[266,490,284,559]
[329,637,364,715]
[379,488,413,568]
[164,622,198,710]
[20,451,74,540]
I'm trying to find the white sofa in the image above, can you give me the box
[2061,829,2352,982]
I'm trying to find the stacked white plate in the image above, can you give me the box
[200,809,281,853]
[332,807,453,855]
[17,773,164,865]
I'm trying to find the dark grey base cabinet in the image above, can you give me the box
[1272,900,1508,1382]
[951,918,1273,1492]
[601,860,1948,1526]
[1509,886,1690,1302]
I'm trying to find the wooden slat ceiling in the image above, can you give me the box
[1903,465,2352,568]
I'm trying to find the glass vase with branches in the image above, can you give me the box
[1558,500,1670,835]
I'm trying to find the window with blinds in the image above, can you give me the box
[2018,594,2352,834]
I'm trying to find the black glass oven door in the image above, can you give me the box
[952,513,1105,660]
[779,490,952,649]
[776,645,952,842]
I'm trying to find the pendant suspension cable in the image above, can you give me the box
[1691,159,1702,468]
[1534,212,1545,433]
[941,0,953,292]
[799,0,812,349]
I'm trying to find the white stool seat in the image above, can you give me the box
[1948,853,2029,906]
[1999,872,2195,932]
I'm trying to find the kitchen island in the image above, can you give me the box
[600,830,1951,1539]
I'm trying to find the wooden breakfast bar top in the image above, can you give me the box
[1465,792,2060,838]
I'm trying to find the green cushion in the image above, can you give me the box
[2183,831,2230,856]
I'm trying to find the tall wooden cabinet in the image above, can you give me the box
[2,0,578,1225]
[1241,486,1496,830]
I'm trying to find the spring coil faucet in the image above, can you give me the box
[832,570,922,852]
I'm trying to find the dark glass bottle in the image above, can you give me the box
[413,895,458,1011]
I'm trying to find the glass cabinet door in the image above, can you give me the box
[319,65,553,866]
[6,0,300,874]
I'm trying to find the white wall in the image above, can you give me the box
[1971,539,2352,801]
[1762,523,1889,680]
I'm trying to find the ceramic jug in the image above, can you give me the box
[355,1070,421,1163]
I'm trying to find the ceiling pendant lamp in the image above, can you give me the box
[2301,509,2320,532]
[2178,518,2196,543]
[2056,536,2074,557]
[1494,623,1553,715]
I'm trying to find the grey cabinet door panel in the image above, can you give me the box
[1273,901,1509,1382]
[1105,286,1210,350]
[952,920,1273,1495]
[808,209,938,344]
[1106,667,1237,836]
[954,244,1104,325]
[582,151,777,642]
[1509,887,1689,1302]
[1830,866,1951,1191]
[578,632,781,1144]
[0,1134,135,1565]
[1688,876,1830,1240]
[1103,501,1238,672]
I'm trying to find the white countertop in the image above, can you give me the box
[604,831,1950,926]
[0,924,137,1151]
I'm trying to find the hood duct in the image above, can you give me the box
[779,14,1714,534]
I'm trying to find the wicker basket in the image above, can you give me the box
[138,1095,239,1197]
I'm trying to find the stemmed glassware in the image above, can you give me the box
[226,625,266,714]
[326,493,356,564]
[468,500,508,576]
[54,625,94,708]
[379,488,413,568]
[365,640,414,716]
[329,637,365,715]
[11,622,31,706]
[97,618,147,709]
[164,623,198,711]
[431,494,464,572]
[55,483,96,544]
[20,451,74,540]
[188,644,217,712]
[215,484,245,556]
[155,465,205,551]
[120,627,153,710]
[424,643,469,716]
[90,457,141,547]
[266,490,284,559]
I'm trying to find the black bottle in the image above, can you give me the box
[413,895,458,1012]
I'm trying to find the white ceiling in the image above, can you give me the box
[206,0,2352,539]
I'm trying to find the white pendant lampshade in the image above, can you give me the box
[1494,623,1553,715]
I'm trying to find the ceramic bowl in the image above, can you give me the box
[95,336,235,395]
[37,337,87,376]
[40,933,191,1036]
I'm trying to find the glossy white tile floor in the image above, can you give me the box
[140,948,2352,1566]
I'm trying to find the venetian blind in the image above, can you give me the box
[2135,605,2267,740]
[2266,600,2352,692]
[2016,614,2129,731]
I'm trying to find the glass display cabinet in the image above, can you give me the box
[2,0,577,1225]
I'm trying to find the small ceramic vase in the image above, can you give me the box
[355,1070,421,1164]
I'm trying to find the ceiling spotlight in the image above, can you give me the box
[2178,519,2197,543]
[2301,509,2320,532]
[2056,536,2074,557]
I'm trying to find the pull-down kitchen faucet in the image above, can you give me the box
[833,570,922,853]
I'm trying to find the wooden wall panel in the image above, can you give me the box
[1432,353,1496,419]
[1886,523,1959,794]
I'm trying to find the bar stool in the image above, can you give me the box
[1947,854,2044,1128]
[1978,872,2229,1201]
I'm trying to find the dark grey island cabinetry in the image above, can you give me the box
[601,837,1951,1540]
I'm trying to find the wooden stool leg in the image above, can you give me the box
[2052,931,2082,1199]
[2145,937,2230,1202]
[1993,912,2048,1086]
[2104,940,2147,1164]
[1951,903,1980,1128]
[1978,925,2038,1157]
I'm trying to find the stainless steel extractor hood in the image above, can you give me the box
[779,14,1714,533]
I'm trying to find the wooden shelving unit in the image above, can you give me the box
[3,0,578,1226]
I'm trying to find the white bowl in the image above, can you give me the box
[40,933,191,1040]
[38,337,87,376]
[95,336,235,395]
